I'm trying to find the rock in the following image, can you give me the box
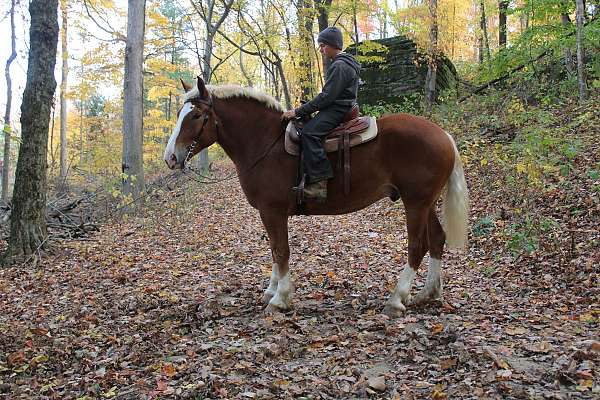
[346,36,457,106]
[368,376,386,391]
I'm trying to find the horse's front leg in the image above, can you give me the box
[259,209,292,312]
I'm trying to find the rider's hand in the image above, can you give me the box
[281,110,296,121]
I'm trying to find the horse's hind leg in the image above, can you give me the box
[412,208,446,305]
[384,204,429,317]
[259,209,292,311]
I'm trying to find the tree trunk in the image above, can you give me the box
[499,0,508,47]
[452,2,456,58]
[4,0,59,261]
[190,0,234,171]
[122,0,146,201]
[425,0,438,114]
[275,60,292,109]
[352,0,359,44]
[575,0,588,101]
[315,0,333,71]
[197,31,213,171]
[49,99,56,171]
[480,0,491,61]
[561,13,575,75]
[239,42,254,87]
[2,0,17,202]
[297,0,315,100]
[59,0,69,192]
[79,60,84,165]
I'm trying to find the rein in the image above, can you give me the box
[182,94,285,184]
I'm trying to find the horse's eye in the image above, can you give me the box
[191,113,203,120]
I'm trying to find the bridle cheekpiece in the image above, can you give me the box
[183,93,217,164]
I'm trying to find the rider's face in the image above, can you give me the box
[319,42,334,58]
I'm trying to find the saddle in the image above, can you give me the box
[285,105,378,196]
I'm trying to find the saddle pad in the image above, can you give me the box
[285,116,378,156]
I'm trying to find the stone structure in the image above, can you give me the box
[346,36,457,106]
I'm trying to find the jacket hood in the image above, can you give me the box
[335,53,361,74]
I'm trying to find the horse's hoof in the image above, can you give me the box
[262,292,275,305]
[264,303,288,314]
[412,289,441,306]
[383,303,406,318]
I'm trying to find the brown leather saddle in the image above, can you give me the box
[290,104,373,197]
[288,104,371,145]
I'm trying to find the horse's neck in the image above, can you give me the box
[214,98,281,168]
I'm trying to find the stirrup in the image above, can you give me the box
[292,174,306,193]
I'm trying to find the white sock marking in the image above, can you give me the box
[389,263,416,308]
[424,257,442,297]
[269,271,291,309]
[265,263,279,295]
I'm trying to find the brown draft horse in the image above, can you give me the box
[164,77,469,317]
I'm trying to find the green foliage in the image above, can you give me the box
[474,11,600,85]
[361,95,422,117]
[472,215,495,237]
[354,41,389,67]
[506,215,559,256]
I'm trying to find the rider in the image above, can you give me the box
[281,26,361,201]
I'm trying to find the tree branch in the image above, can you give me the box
[82,0,126,42]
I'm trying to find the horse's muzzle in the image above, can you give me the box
[165,153,181,170]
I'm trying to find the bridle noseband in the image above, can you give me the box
[183,94,218,164]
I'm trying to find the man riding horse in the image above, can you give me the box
[281,27,361,201]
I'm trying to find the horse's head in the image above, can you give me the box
[164,77,218,169]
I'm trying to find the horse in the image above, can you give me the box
[164,77,469,317]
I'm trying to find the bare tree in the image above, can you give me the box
[575,0,588,101]
[234,5,292,107]
[189,0,234,171]
[4,0,59,261]
[2,0,18,202]
[59,0,69,192]
[425,0,438,114]
[122,0,146,200]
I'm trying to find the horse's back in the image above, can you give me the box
[375,112,453,157]
[373,113,455,199]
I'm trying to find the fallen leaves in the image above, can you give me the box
[1,154,599,398]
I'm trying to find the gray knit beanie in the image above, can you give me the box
[317,27,343,50]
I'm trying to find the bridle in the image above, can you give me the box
[183,94,218,164]
[178,93,286,184]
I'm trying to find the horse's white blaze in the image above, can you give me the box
[389,263,416,309]
[164,102,194,163]
[268,271,291,309]
[424,258,443,297]
[265,263,280,296]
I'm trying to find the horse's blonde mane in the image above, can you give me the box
[183,84,284,112]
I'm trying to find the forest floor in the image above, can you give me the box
[1,100,599,399]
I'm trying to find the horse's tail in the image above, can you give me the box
[442,132,470,250]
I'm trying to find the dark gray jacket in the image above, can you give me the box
[295,53,361,118]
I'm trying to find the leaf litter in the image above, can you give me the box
[0,135,598,399]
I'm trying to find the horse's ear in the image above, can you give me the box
[197,76,209,99]
[180,78,192,93]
